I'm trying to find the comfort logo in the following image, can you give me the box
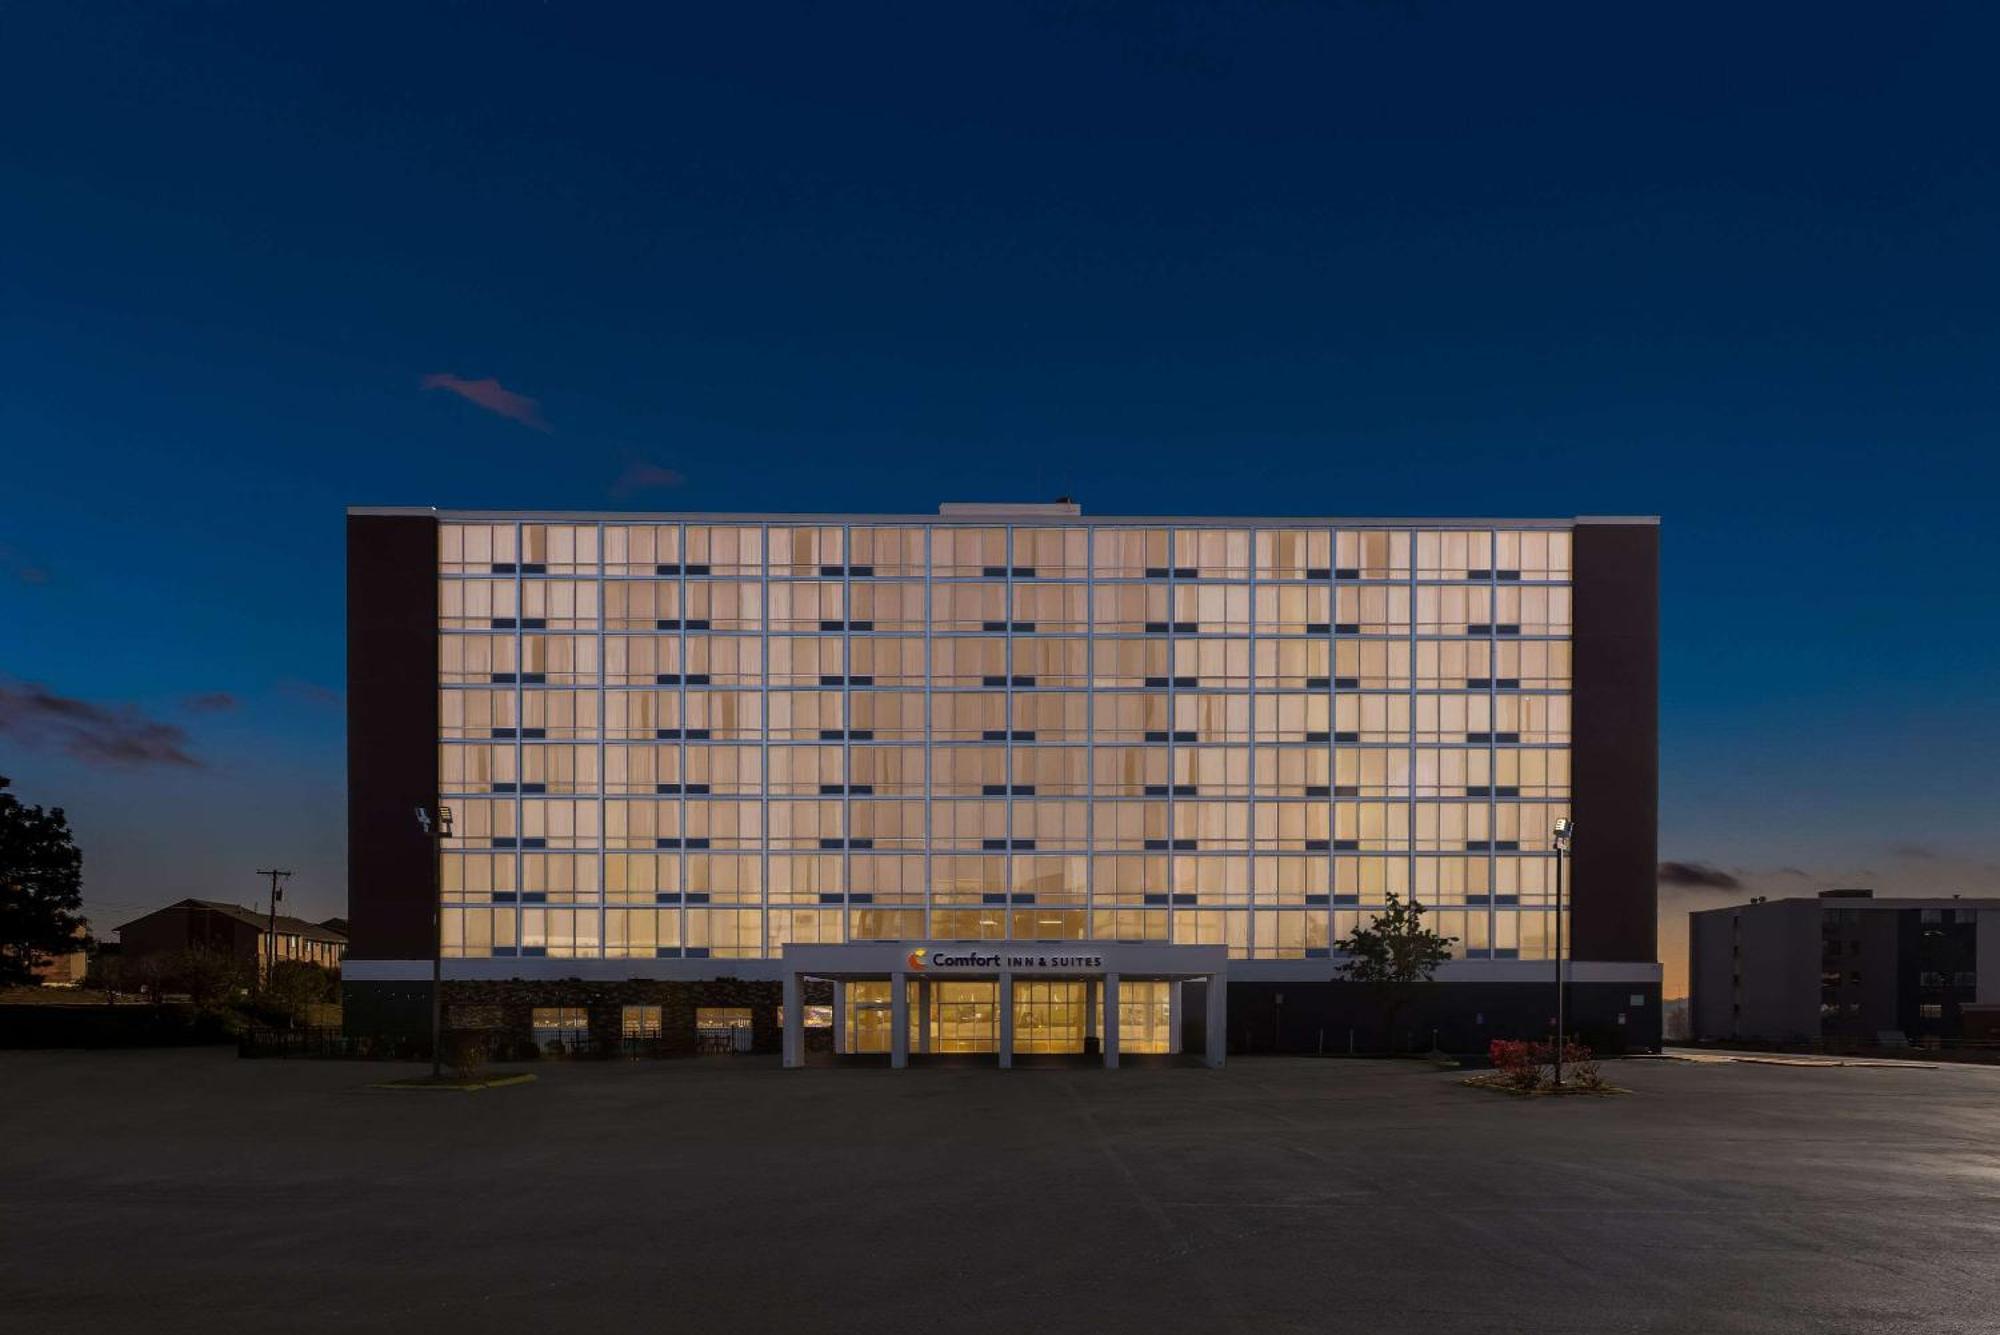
[907,948,928,970]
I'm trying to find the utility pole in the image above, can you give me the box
[256,868,292,988]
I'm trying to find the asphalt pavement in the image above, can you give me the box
[3,1048,1995,1334]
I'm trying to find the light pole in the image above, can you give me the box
[1551,816,1574,1086]
[416,804,453,1079]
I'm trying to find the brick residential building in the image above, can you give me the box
[117,899,347,975]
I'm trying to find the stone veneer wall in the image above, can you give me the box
[442,978,834,1058]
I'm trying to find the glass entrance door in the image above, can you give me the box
[1114,980,1174,1054]
[845,980,919,1054]
[931,981,998,1052]
[1013,980,1088,1054]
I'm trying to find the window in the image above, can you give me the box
[621,1004,663,1038]
[696,1007,754,1033]
[532,1006,590,1050]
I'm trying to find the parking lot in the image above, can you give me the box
[3,1050,1996,1334]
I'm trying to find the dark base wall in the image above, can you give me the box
[349,977,1660,1057]
[345,978,832,1057]
[344,982,433,1051]
[1225,980,1661,1055]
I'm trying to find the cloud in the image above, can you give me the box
[1657,860,1742,890]
[1889,842,1939,861]
[0,681,200,769]
[181,692,238,715]
[277,678,343,708]
[0,543,50,585]
[610,459,688,498]
[421,373,549,431]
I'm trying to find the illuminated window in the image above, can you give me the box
[695,1007,754,1032]
[621,1005,663,1038]
[532,1007,590,1048]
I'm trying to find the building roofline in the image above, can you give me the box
[115,898,349,942]
[1691,895,2000,916]
[350,505,1657,528]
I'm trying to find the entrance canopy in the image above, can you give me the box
[780,940,1227,1070]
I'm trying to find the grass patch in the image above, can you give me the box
[367,1073,537,1093]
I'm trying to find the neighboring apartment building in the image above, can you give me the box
[31,940,89,986]
[345,502,1660,1062]
[1689,889,2000,1045]
[117,900,348,975]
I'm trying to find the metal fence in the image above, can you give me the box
[238,1027,367,1059]
[236,1026,771,1060]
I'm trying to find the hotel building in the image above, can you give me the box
[345,503,1659,1065]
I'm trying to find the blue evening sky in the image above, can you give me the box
[2,4,1996,988]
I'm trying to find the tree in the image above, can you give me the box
[0,775,89,987]
[85,951,125,1004]
[128,953,168,1004]
[261,959,338,1025]
[1334,891,1455,1052]
[163,946,249,1012]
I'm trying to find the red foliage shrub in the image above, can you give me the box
[1485,1038,1605,1093]
[1489,1038,1545,1090]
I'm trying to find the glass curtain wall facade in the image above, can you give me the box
[434,520,1572,965]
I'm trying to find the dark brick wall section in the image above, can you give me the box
[341,981,434,1047]
[345,978,834,1055]
[347,513,440,960]
[1569,521,1660,964]
[1226,979,1660,1055]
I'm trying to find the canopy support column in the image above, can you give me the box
[890,971,909,1070]
[1102,972,1121,1069]
[998,972,1015,1069]
[782,970,804,1069]
[1204,974,1226,1069]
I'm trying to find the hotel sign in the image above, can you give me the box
[781,939,1227,979]
[909,946,1106,972]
